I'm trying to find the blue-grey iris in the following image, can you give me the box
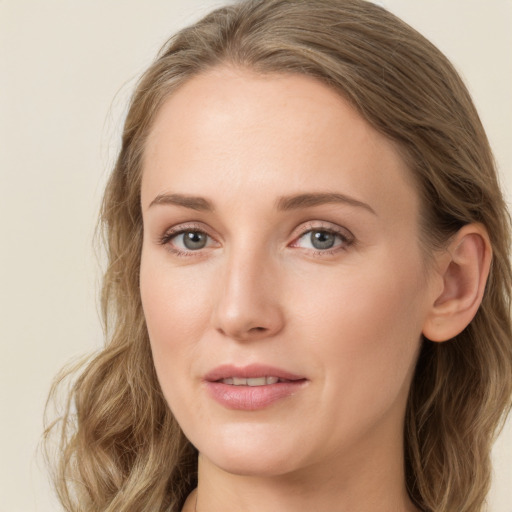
[311,230,336,250]
[183,231,207,250]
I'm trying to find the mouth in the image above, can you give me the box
[203,364,308,410]
[218,376,295,386]
[204,364,306,384]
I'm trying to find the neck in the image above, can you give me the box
[187,429,419,512]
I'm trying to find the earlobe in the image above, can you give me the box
[422,224,492,343]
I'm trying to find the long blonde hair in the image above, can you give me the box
[45,1,512,511]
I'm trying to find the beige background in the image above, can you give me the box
[0,1,510,511]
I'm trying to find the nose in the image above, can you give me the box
[212,248,285,342]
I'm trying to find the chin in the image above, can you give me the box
[205,449,298,478]
[194,423,307,477]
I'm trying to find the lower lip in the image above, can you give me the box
[204,380,307,410]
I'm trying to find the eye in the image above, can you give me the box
[292,226,353,252]
[176,230,209,250]
[159,226,218,255]
[306,230,338,250]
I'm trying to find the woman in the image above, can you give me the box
[45,1,512,511]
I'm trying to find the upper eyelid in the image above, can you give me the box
[292,221,354,240]
[157,220,354,246]
[161,222,215,238]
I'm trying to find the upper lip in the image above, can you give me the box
[204,364,306,382]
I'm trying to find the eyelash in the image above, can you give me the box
[158,222,355,258]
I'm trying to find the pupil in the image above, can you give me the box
[311,230,335,249]
[183,231,207,250]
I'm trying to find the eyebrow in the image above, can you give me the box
[148,191,376,215]
[149,193,214,211]
[276,192,376,215]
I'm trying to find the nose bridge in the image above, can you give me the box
[213,238,283,340]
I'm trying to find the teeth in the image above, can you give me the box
[220,376,282,386]
[247,377,266,386]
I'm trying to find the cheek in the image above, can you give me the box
[289,251,426,408]
[139,251,213,392]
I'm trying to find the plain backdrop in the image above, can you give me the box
[1,1,511,511]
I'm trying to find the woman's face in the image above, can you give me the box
[140,67,438,478]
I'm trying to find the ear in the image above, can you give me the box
[422,223,492,342]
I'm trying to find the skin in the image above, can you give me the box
[139,67,443,512]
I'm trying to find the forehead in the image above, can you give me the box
[141,66,418,222]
